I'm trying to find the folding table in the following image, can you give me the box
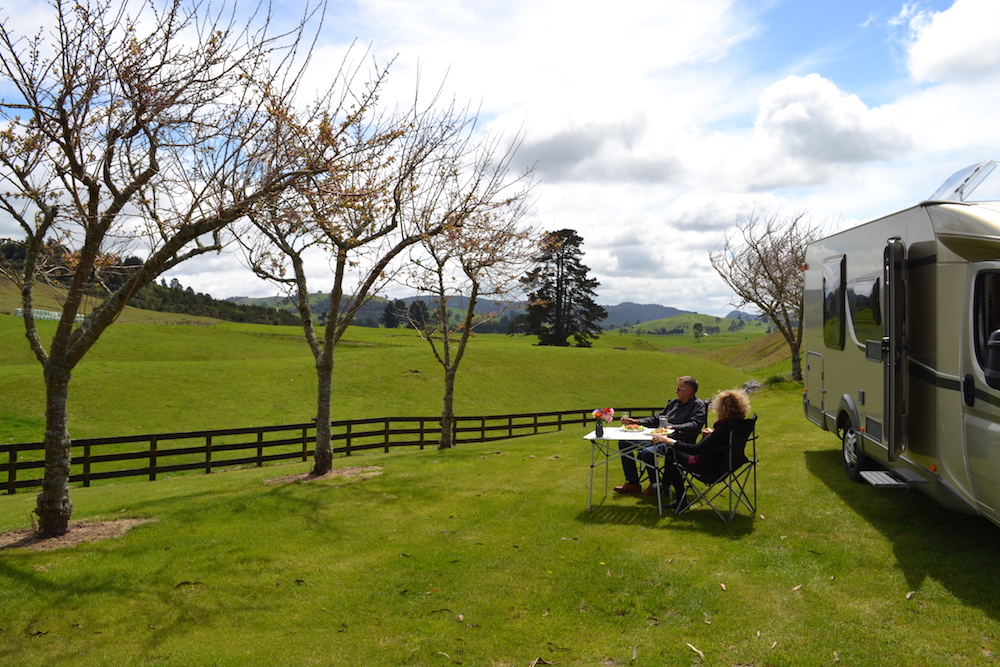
[584,426,672,515]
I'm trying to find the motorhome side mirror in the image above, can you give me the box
[986,330,1000,390]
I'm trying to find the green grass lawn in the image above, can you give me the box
[2,384,1000,666]
[5,308,999,665]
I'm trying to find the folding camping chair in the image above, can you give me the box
[670,414,757,522]
[637,419,708,510]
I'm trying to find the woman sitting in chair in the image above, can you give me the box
[651,388,752,512]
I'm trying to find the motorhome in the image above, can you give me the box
[803,160,1000,527]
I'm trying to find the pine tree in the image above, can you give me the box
[407,300,431,330]
[521,229,607,347]
[381,302,400,329]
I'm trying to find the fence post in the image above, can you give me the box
[384,417,390,453]
[345,422,352,457]
[256,430,264,467]
[301,427,308,461]
[6,449,16,495]
[83,442,91,488]
[149,437,158,481]
[205,435,213,474]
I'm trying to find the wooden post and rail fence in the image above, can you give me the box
[1,407,662,495]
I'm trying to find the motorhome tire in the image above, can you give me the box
[842,426,870,482]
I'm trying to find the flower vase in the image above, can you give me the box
[595,421,604,437]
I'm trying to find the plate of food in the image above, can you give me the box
[621,423,646,432]
[652,427,674,435]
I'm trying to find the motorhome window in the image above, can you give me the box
[823,255,846,349]
[974,272,1000,367]
[849,276,882,342]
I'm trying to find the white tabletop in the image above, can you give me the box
[583,426,671,441]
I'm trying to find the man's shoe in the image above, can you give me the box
[643,484,659,496]
[673,494,692,514]
[613,483,642,494]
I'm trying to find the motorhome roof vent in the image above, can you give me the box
[925,160,998,203]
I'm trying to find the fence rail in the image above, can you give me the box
[1,407,662,494]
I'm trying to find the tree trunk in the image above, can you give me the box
[312,351,334,475]
[790,340,803,381]
[35,363,74,537]
[439,366,458,449]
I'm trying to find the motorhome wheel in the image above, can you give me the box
[842,426,870,483]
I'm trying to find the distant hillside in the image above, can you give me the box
[0,275,300,326]
[725,310,767,322]
[616,312,769,337]
[228,295,719,331]
[227,293,522,330]
[129,281,301,325]
[600,302,689,329]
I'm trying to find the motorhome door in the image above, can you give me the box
[963,267,1000,518]
[805,351,825,427]
[884,238,906,461]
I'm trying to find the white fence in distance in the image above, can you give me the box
[13,308,85,324]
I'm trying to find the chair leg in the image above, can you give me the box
[673,462,757,522]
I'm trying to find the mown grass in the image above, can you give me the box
[2,384,1000,666]
[8,301,999,664]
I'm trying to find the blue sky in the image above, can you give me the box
[749,1,955,99]
[5,0,999,315]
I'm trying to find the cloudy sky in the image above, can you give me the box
[10,0,1000,316]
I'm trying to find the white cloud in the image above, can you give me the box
[517,116,685,184]
[905,0,1000,83]
[9,0,1000,319]
[751,74,912,172]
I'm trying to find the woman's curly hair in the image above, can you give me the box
[712,389,751,422]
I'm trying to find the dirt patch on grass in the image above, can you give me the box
[0,518,155,552]
[265,465,382,485]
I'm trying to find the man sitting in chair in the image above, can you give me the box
[613,375,706,495]
[654,388,752,512]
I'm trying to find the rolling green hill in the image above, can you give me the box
[1,273,792,444]
[0,277,224,325]
[617,312,769,335]
[0,318,786,444]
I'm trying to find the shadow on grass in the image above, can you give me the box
[805,448,1000,621]
[575,499,756,537]
[575,504,664,527]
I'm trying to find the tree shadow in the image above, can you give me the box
[805,449,1000,620]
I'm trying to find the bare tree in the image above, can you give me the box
[240,98,499,473]
[709,208,822,381]
[400,137,535,448]
[0,0,367,536]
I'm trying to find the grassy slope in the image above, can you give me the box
[0,312,756,443]
[0,274,791,447]
[0,278,223,325]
